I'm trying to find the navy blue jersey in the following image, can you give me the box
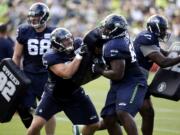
[103,36,145,84]
[133,30,159,70]
[0,37,14,61]
[16,24,55,73]
[42,39,82,99]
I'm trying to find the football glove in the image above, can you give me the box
[75,45,88,56]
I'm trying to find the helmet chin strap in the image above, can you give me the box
[65,46,74,52]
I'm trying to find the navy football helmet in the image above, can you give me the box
[28,2,49,29]
[50,28,74,53]
[100,14,128,39]
[147,15,170,41]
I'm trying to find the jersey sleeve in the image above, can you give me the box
[42,51,64,68]
[103,40,130,60]
[138,32,160,56]
[140,45,160,57]
[139,33,159,46]
[16,24,28,45]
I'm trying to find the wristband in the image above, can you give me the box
[75,54,83,60]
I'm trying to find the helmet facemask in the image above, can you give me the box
[100,14,128,39]
[28,2,49,29]
[147,15,171,42]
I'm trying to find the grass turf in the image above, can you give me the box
[0,76,180,135]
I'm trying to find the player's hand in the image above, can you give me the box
[93,57,105,66]
[75,45,88,56]
[92,63,103,74]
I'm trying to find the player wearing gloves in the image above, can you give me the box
[133,14,180,135]
[27,28,100,135]
[92,14,148,135]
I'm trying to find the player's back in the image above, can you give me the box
[133,30,159,71]
[16,23,55,73]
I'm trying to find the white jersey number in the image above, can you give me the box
[0,72,16,102]
[28,39,51,55]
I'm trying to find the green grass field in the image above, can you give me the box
[0,76,180,135]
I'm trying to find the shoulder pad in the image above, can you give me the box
[42,50,60,67]
[47,26,57,31]
[17,24,32,34]
[137,31,158,46]
[16,24,32,43]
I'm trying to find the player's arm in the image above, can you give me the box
[49,54,83,79]
[102,59,125,80]
[160,48,169,56]
[140,45,180,68]
[12,41,23,67]
[148,52,180,68]
[92,59,125,81]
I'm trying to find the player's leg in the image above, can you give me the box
[35,73,57,135]
[102,115,123,135]
[28,89,60,135]
[116,110,138,135]
[66,88,100,135]
[72,118,107,135]
[100,88,123,135]
[27,115,46,135]
[16,81,36,128]
[81,122,100,135]
[139,93,154,135]
[45,115,56,135]
[115,82,147,135]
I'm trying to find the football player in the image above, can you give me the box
[27,27,100,135]
[92,14,148,135]
[133,14,180,135]
[12,2,56,134]
[0,23,14,62]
